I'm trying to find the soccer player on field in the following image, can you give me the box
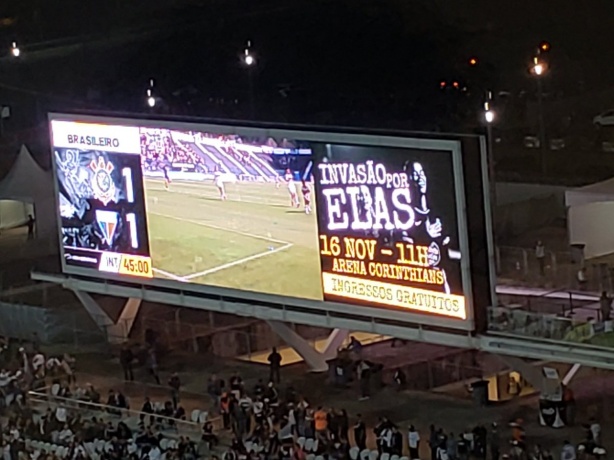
[301,180,312,214]
[163,166,171,190]
[285,169,299,208]
[214,171,227,200]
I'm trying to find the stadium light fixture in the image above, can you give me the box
[484,109,495,124]
[244,40,256,66]
[147,96,156,108]
[11,42,20,58]
[484,100,495,123]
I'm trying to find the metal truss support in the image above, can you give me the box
[562,363,582,386]
[74,290,141,344]
[267,321,347,372]
[495,354,549,394]
[322,328,349,359]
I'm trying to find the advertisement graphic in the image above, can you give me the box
[49,115,479,328]
[313,144,466,319]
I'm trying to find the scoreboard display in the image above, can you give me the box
[52,122,153,278]
[49,114,493,331]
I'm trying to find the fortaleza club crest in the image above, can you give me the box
[89,156,116,205]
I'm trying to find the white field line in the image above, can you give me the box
[183,243,293,280]
[152,267,188,282]
[149,212,290,245]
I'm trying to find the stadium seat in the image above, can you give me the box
[306,455,315,460]
[304,438,314,452]
[369,450,379,460]
[381,454,390,460]
[391,455,400,460]
[160,438,169,450]
[297,437,306,449]
[349,447,360,460]
[198,411,208,423]
[400,456,409,460]
[43,443,52,453]
[360,449,371,460]
[168,440,177,450]
[312,439,319,453]
[315,456,324,460]
[95,439,105,452]
[190,409,200,422]
[30,441,40,450]
[244,441,253,453]
[127,441,138,455]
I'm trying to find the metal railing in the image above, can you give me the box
[27,389,221,434]
[497,245,613,292]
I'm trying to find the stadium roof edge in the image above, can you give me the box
[47,111,482,141]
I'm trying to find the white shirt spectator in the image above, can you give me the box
[32,353,45,371]
[408,430,420,448]
[239,395,253,412]
[561,443,576,460]
[590,422,601,443]
[253,401,264,416]
[288,408,297,426]
[56,406,67,423]
[149,446,162,460]
[46,357,61,371]
[9,427,20,441]
[58,427,74,443]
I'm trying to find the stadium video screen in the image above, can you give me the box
[49,116,469,321]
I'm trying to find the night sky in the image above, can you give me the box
[1,1,614,140]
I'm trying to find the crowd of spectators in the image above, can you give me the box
[1,333,610,460]
[140,129,206,173]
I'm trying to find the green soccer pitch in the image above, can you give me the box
[143,178,322,300]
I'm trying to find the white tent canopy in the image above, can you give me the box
[0,145,55,237]
[566,177,614,258]
[0,200,33,229]
[565,177,614,207]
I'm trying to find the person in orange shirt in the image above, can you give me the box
[314,406,329,442]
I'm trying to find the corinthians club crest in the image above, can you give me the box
[89,156,116,205]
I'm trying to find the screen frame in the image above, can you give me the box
[49,112,480,331]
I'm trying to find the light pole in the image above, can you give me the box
[532,57,547,172]
[484,94,497,213]
[484,94,499,271]
[243,40,256,119]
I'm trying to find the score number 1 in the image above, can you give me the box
[122,167,139,249]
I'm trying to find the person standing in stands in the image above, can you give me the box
[353,414,367,451]
[600,291,612,321]
[148,348,160,384]
[535,241,545,276]
[489,423,500,460]
[119,344,134,381]
[27,214,35,240]
[267,347,282,384]
[168,372,181,409]
[408,425,420,460]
